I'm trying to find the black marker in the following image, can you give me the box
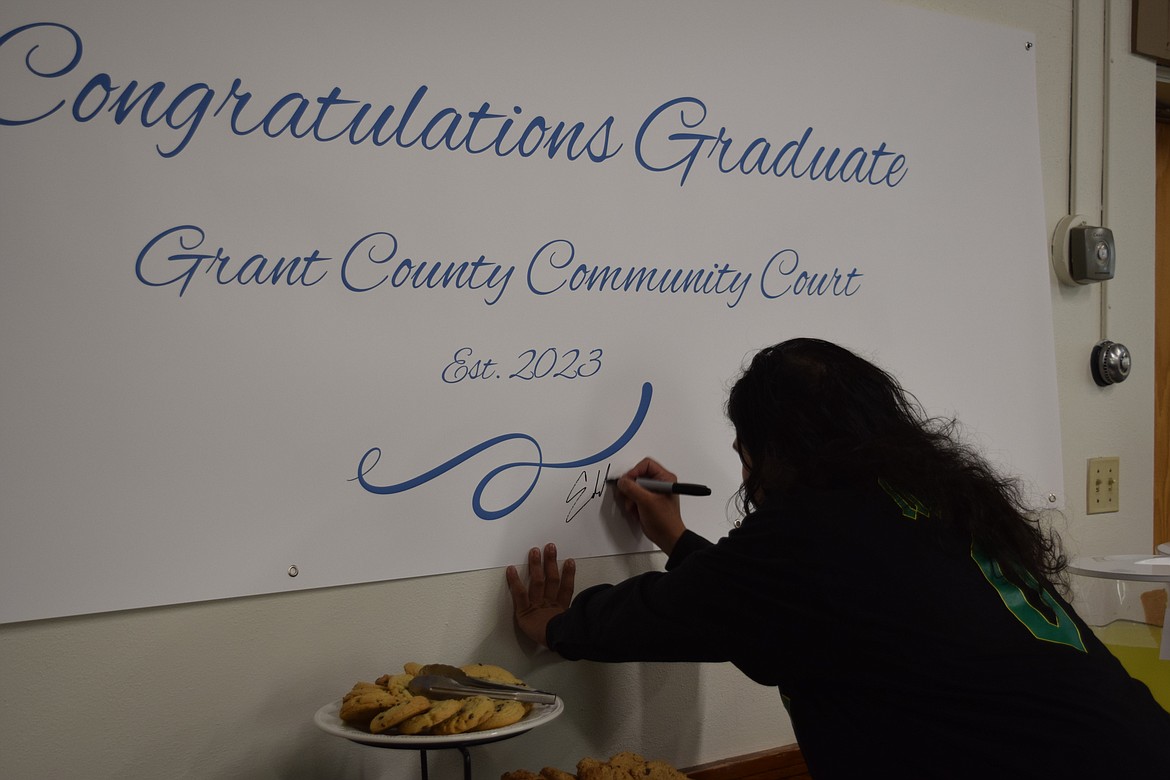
[606,477,712,496]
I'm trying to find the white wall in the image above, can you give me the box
[0,1,1157,778]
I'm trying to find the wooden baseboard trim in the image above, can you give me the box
[683,744,810,780]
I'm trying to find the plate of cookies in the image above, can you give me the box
[314,661,564,748]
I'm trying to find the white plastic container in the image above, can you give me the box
[1068,554,1170,712]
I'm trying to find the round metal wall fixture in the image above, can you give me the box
[1090,340,1131,386]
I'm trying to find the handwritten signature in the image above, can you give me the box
[564,464,612,524]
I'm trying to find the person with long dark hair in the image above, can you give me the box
[506,338,1170,778]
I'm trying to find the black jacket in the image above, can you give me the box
[546,481,1170,779]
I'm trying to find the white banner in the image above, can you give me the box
[0,0,1062,623]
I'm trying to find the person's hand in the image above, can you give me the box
[505,543,575,648]
[613,457,686,555]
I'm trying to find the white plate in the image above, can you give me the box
[314,697,564,749]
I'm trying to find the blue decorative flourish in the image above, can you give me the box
[354,382,653,520]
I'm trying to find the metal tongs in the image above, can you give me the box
[406,663,558,705]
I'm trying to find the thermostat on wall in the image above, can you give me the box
[1051,214,1116,285]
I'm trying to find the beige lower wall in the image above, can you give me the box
[1,555,786,778]
[1,1,1158,778]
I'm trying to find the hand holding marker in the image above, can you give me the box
[606,477,711,496]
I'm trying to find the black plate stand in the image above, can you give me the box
[418,746,473,780]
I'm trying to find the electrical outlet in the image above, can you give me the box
[1086,457,1120,514]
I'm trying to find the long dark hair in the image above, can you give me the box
[726,338,1066,586]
